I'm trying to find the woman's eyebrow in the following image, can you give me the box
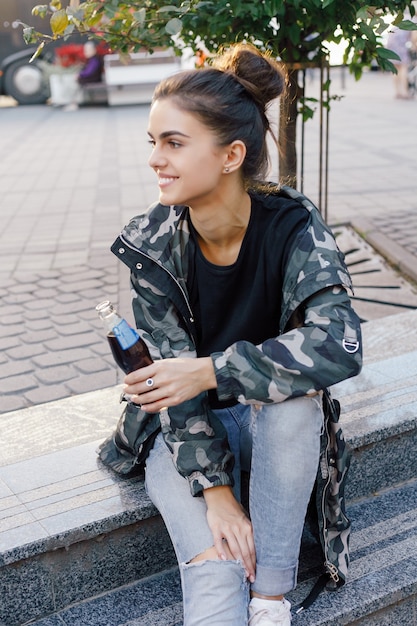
[147,130,191,139]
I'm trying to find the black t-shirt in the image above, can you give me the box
[187,192,309,407]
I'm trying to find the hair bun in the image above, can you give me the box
[212,43,286,108]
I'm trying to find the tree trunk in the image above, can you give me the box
[278,68,299,188]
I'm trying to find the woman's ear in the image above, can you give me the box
[223,140,247,173]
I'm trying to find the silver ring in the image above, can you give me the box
[145,378,154,388]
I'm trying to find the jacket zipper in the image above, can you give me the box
[320,409,340,584]
[118,232,196,336]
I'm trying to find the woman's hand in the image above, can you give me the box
[204,485,256,583]
[123,356,217,412]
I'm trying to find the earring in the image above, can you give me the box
[224,167,230,173]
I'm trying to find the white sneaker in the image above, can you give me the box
[248,597,292,625]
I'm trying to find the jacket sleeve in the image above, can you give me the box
[130,273,235,497]
[212,285,362,404]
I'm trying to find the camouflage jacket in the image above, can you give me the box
[98,186,362,496]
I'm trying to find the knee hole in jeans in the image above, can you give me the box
[188,541,237,564]
[187,545,217,564]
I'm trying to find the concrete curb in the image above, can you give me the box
[351,217,417,286]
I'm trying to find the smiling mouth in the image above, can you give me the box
[158,176,177,187]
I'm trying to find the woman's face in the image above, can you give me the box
[147,98,230,209]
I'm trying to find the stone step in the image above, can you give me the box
[0,441,176,626]
[1,366,415,625]
[24,568,184,626]
[334,347,417,501]
[18,479,417,626]
[1,310,417,625]
[293,478,417,625]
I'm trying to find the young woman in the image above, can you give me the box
[101,43,362,625]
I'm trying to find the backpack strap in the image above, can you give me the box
[297,388,351,612]
[295,572,343,614]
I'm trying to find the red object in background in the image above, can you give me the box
[55,43,84,67]
[96,41,111,56]
[55,41,110,67]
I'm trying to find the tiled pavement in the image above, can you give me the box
[0,103,154,413]
[1,67,417,415]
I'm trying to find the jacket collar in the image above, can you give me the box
[121,203,190,268]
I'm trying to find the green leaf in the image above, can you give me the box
[63,23,75,37]
[158,5,181,13]
[376,46,400,61]
[23,26,36,44]
[356,7,369,21]
[165,17,183,35]
[84,11,103,28]
[392,12,404,26]
[358,22,376,43]
[298,101,316,121]
[29,41,45,61]
[287,23,300,45]
[67,6,86,21]
[378,58,397,73]
[31,5,49,19]
[375,20,389,36]
[353,37,365,52]
[398,19,417,31]
[103,4,118,19]
[50,8,70,35]
[22,22,51,45]
[133,9,146,25]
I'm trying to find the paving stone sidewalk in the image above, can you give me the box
[1,68,417,415]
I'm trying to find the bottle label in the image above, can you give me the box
[113,320,140,350]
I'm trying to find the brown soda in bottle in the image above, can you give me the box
[96,301,153,374]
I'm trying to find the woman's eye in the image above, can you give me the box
[147,139,181,149]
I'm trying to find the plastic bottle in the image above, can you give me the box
[96,300,153,374]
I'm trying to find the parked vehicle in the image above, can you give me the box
[0,0,84,104]
[0,0,191,106]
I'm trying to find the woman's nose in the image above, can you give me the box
[148,146,165,169]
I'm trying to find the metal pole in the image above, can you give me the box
[324,62,330,222]
[300,67,306,193]
[318,62,324,211]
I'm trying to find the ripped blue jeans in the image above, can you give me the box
[144,395,323,625]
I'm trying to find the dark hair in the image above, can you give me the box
[152,43,286,186]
